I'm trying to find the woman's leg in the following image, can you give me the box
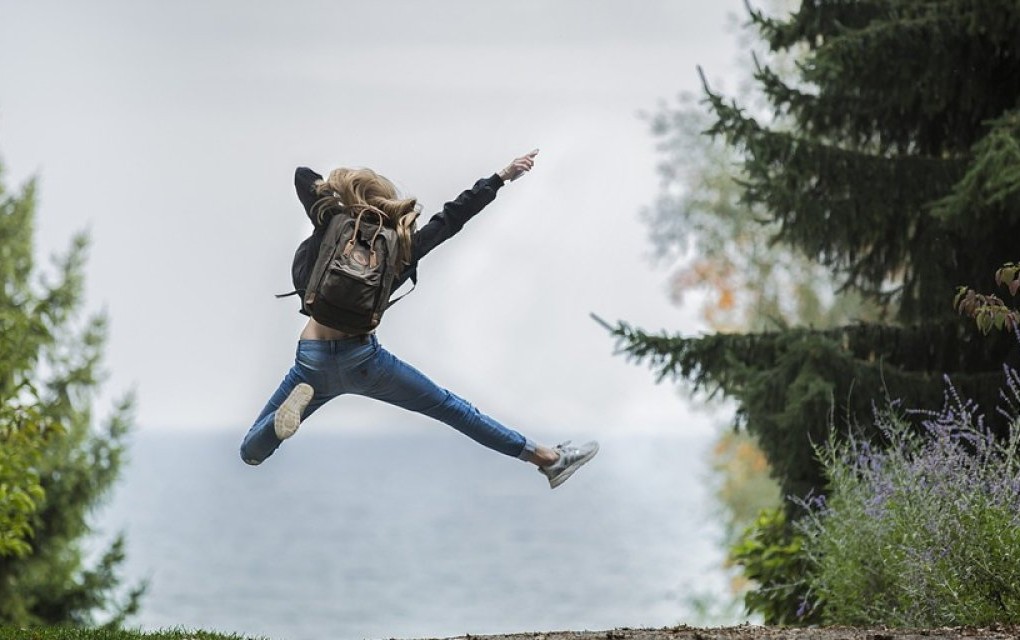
[360,342,599,486]
[239,343,338,465]
[359,343,539,461]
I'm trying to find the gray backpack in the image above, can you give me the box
[302,207,406,334]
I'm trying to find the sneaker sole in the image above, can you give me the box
[274,383,313,440]
[549,442,600,489]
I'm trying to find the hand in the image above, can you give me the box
[498,149,539,182]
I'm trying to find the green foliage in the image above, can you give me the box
[0,404,58,558]
[0,158,142,625]
[643,4,870,622]
[644,66,880,333]
[616,0,1020,496]
[729,507,817,625]
[623,0,1020,625]
[701,0,1020,323]
[799,376,1020,626]
[933,111,1020,223]
[0,166,51,560]
[606,319,1006,501]
[0,629,256,640]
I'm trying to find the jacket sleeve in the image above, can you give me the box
[391,173,505,290]
[295,167,324,225]
[411,173,505,263]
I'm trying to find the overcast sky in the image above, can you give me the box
[0,0,749,440]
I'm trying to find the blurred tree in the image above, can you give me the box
[0,158,143,625]
[611,0,1020,506]
[642,1,847,616]
[0,406,52,559]
[708,431,777,544]
[1,167,51,559]
[642,0,879,547]
[643,86,880,334]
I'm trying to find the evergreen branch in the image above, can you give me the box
[0,153,139,626]
[932,109,1020,222]
[743,1,1020,155]
[599,317,1010,391]
[598,315,1008,502]
[756,0,886,52]
[702,86,969,313]
[800,2,1020,153]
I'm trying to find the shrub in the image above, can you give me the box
[798,368,1020,626]
[729,506,818,625]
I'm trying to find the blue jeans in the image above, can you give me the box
[240,334,538,465]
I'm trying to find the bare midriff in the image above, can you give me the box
[299,317,369,341]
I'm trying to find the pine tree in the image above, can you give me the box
[0,166,54,560]
[609,0,1020,503]
[0,158,143,625]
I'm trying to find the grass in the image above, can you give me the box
[0,629,263,640]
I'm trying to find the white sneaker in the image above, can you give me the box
[274,383,313,440]
[539,440,599,489]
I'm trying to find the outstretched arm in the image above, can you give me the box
[414,149,540,256]
[395,150,540,287]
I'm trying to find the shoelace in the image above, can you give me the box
[553,441,578,463]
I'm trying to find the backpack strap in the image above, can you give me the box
[343,210,386,267]
[381,228,416,310]
[385,271,417,309]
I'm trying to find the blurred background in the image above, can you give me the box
[0,1,758,638]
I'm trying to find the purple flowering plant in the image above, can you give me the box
[795,366,1020,626]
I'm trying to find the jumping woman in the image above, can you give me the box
[240,150,599,489]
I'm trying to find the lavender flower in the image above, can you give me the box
[798,367,1020,627]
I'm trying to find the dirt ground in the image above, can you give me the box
[442,626,1020,640]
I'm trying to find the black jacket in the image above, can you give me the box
[288,166,506,315]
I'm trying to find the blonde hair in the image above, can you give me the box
[312,167,419,266]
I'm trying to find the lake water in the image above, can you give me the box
[97,428,729,640]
